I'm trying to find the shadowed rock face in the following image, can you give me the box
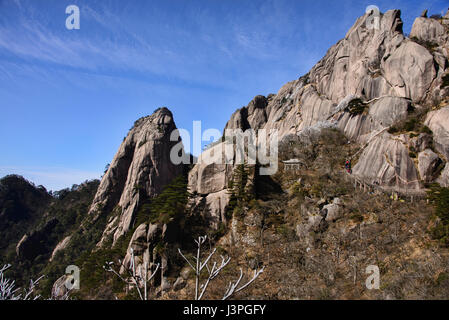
[88,107,184,247]
[16,218,59,260]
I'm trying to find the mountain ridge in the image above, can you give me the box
[2,7,449,300]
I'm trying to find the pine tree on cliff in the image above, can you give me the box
[137,175,191,225]
[226,162,255,214]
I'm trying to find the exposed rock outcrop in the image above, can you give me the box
[50,235,72,262]
[407,133,434,153]
[43,7,449,300]
[87,108,184,247]
[187,9,448,220]
[410,15,448,46]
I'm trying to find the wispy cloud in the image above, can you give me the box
[0,4,205,85]
[0,1,320,90]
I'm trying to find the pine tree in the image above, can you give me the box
[226,162,255,216]
[137,175,191,225]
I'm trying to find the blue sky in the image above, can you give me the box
[0,0,447,191]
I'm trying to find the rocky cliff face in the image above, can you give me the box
[87,107,184,247]
[188,8,449,209]
[84,11,449,250]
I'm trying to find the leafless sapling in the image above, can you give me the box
[104,248,160,300]
[0,264,44,300]
[178,235,264,300]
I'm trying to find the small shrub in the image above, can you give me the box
[430,14,442,20]
[436,272,449,285]
[421,125,432,135]
[348,98,368,115]
[350,213,364,223]
[388,112,433,136]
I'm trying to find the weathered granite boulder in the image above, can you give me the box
[120,221,178,292]
[381,40,436,102]
[323,198,343,222]
[408,133,434,153]
[204,190,231,228]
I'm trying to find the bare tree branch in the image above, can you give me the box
[104,248,160,300]
[0,264,45,300]
[178,235,264,300]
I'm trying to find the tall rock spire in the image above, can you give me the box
[87,107,184,247]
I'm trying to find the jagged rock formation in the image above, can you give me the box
[188,8,449,213]
[187,145,233,228]
[87,107,184,246]
[352,132,422,190]
[411,14,448,46]
[51,275,69,299]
